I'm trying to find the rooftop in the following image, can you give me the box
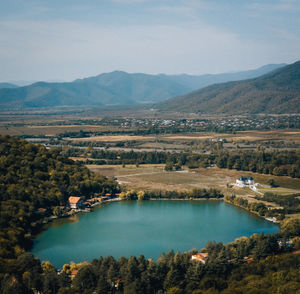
[68,196,81,204]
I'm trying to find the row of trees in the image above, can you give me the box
[119,188,224,201]
[64,148,300,178]
[225,195,285,220]
[67,147,300,178]
[215,150,300,177]
[226,190,300,222]
[256,192,300,215]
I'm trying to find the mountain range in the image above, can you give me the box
[0,64,285,109]
[0,83,17,89]
[156,61,300,114]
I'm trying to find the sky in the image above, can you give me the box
[0,0,300,82]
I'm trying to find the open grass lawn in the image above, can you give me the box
[87,165,300,196]
[258,187,299,195]
[162,130,300,144]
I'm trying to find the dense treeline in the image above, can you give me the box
[256,192,300,215]
[1,227,299,293]
[65,148,170,165]
[0,135,119,261]
[225,195,286,220]
[215,150,300,177]
[67,147,300,178]
[120,188,223,201]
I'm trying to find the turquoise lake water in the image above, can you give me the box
[31,200,280,268]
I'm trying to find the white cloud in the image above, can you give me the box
[110,0,150,4]
[247,0,300,12]
[0,18,298,81]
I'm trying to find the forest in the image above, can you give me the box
[65,147,300,178]
[0,135,119,262]
[0,136,300,293]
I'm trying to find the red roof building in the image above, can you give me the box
[191,253,209,264]
[68,196,82,209]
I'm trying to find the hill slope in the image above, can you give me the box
[0,82,17,89]
[0,64,285,109]
[157,61,300,114]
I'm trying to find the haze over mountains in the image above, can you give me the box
[0,64,285,109]
[157,61,300,114]
[0,83,17,89]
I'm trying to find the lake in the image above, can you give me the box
[31,200,280,268]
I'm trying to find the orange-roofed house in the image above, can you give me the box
[70,270,78,280]
[190,253,209,264]
[68,196,82,209]
[243,256,254,263]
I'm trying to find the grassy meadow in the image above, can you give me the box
[87,164,300,196]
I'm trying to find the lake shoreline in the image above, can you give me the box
[35,196,278,240]
[148,197,223,201]
[31,200,280,268]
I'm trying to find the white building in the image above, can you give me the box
[236,176,255,187]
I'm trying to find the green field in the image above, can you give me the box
[87,164,300,196]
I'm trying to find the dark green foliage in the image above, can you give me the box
[71,147,300,178]
[258,192,300,214]
[143,188,223,200]
[73,265,97,292]
[95,275,110,294]
[43,272,59,294]
[0,135,119,263]
[216,150,300,178]
[281,219,300,238]
[267,178,278,187]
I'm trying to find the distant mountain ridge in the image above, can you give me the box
[0,83,17,89]
[161,64,286,89]
[156,61,300,114]
[0,63,286,109]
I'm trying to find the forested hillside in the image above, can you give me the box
[0,83,17,89]
[157,61,300,114]
[0,64,284,109]
[0,135,118,260]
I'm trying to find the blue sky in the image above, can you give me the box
[0,0,299,82]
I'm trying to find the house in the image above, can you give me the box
[236,176,255,187]
[36,208,48,216]
[68,196,82,209]
[190,252,208,264]
[70,270,78,280]
[244,256,254,264]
